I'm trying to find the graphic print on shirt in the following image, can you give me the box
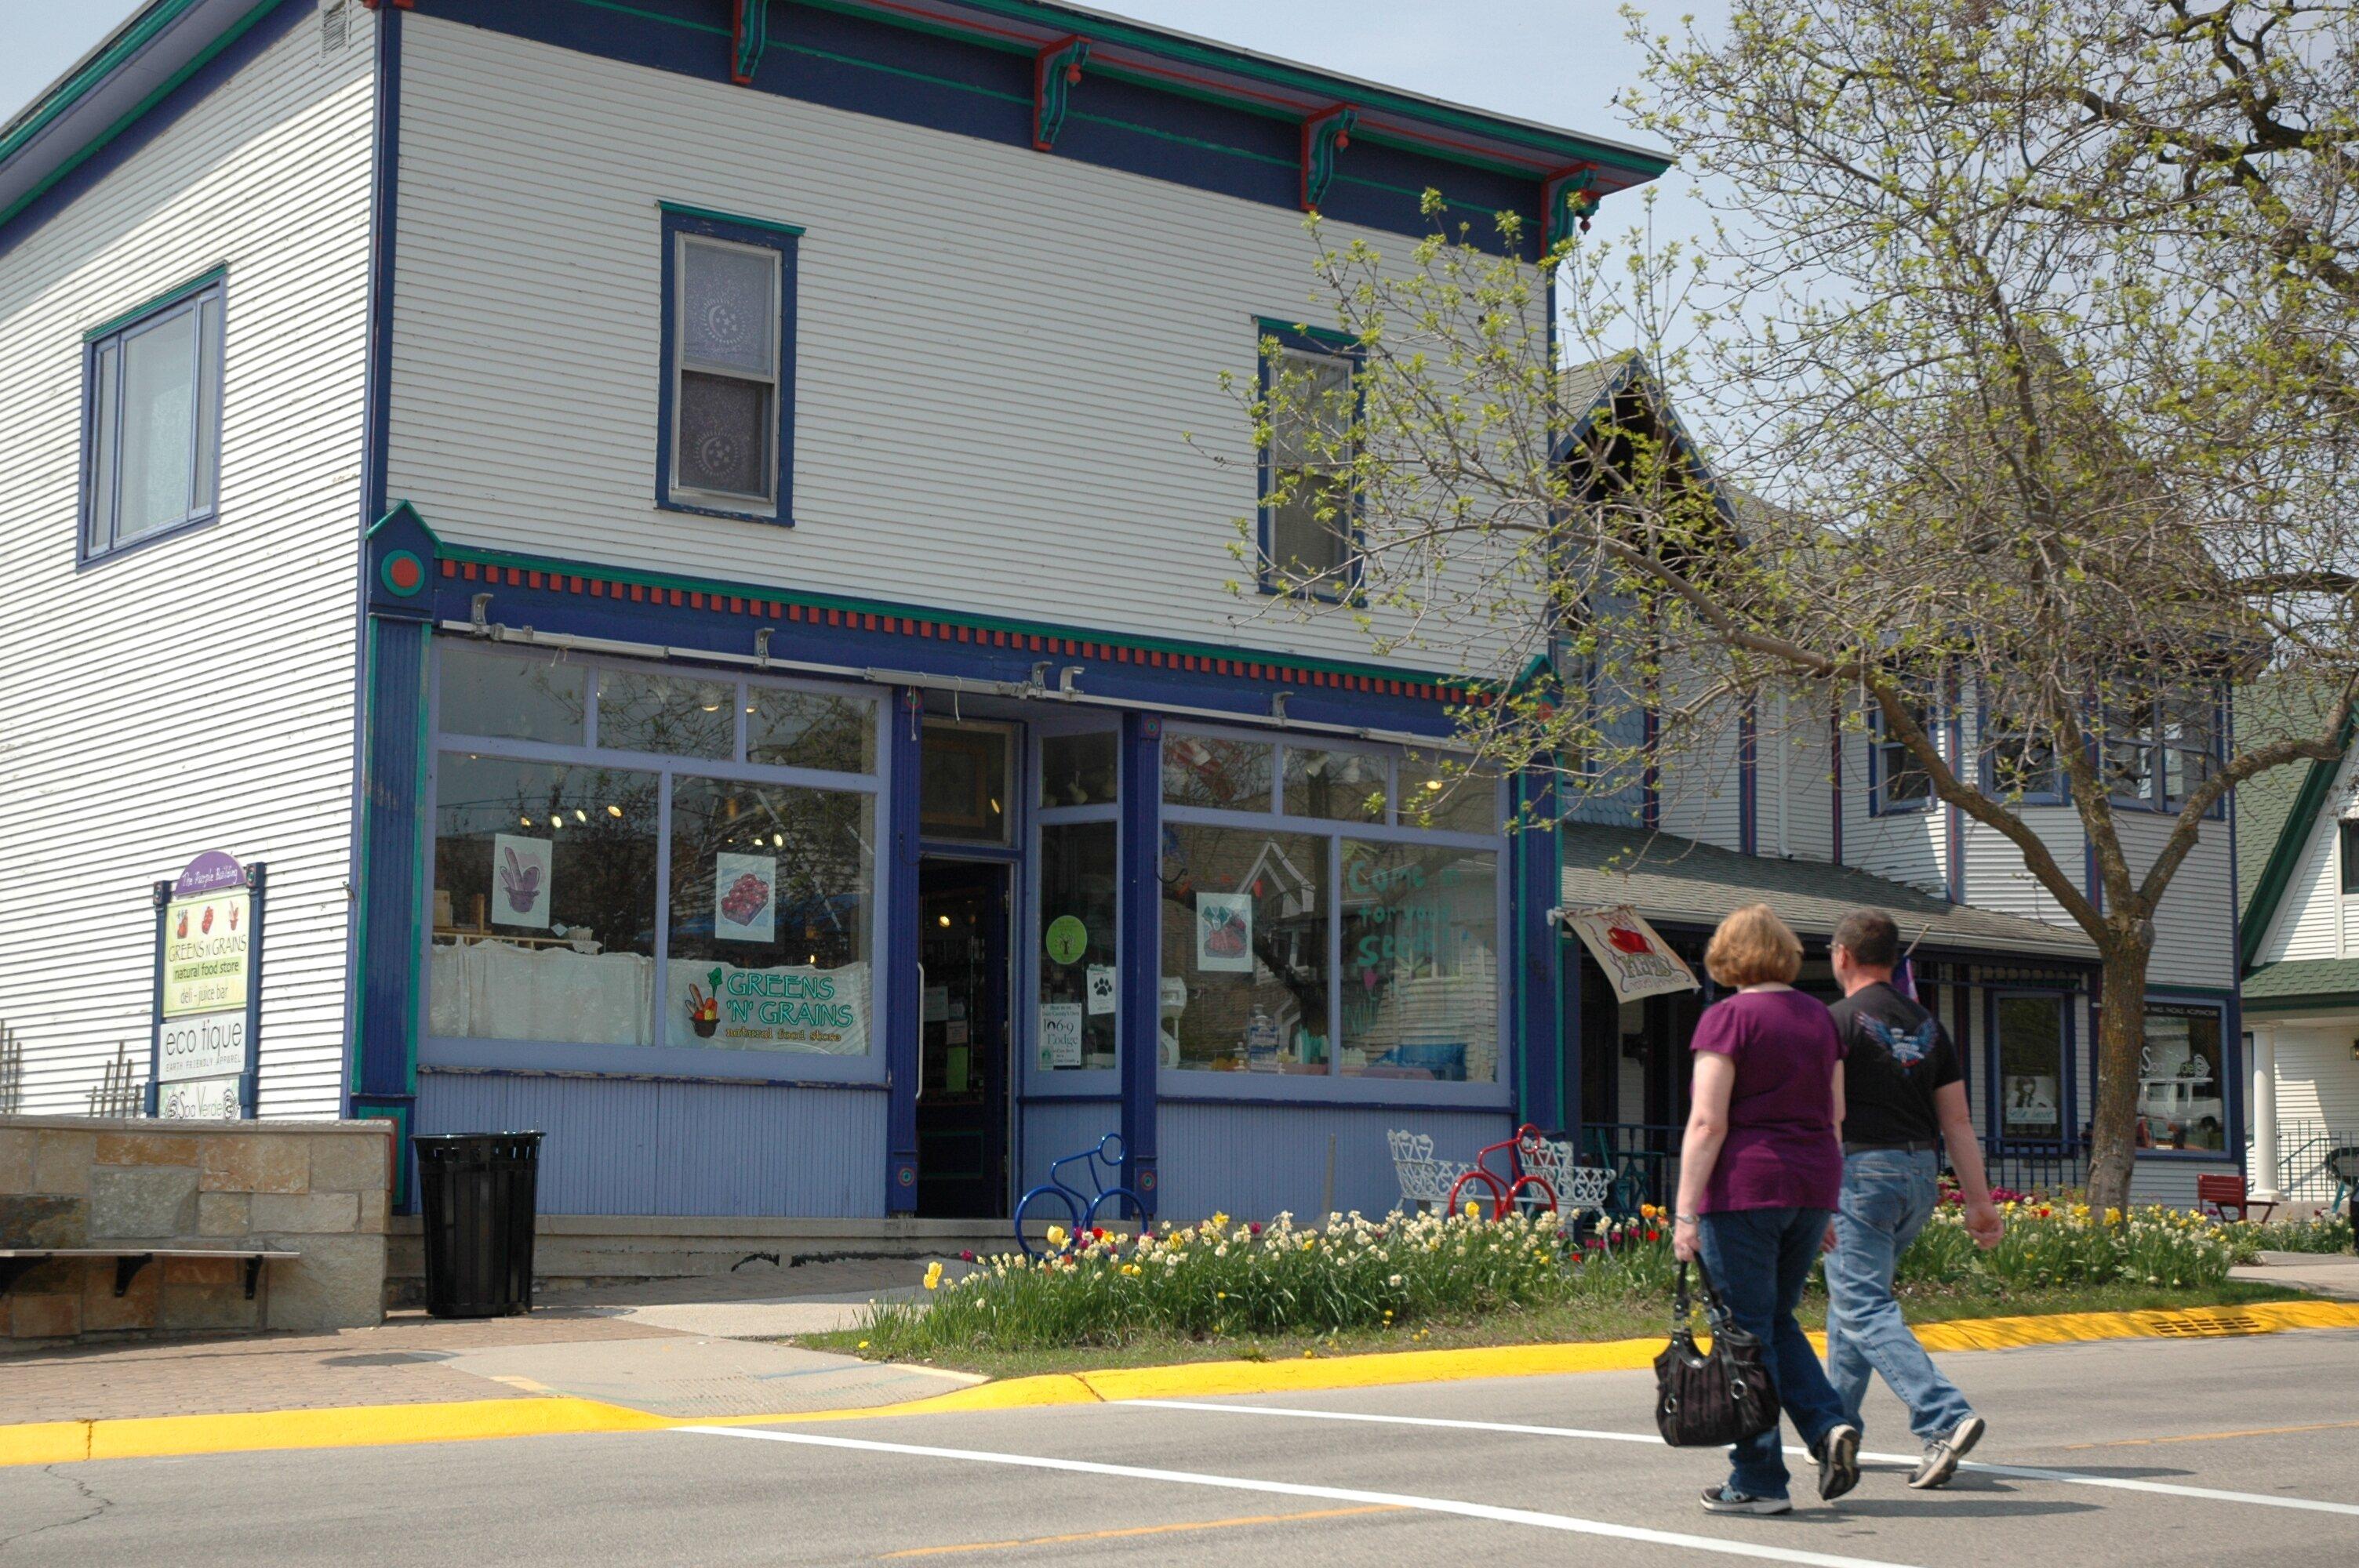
[1861,1013,1939,1067]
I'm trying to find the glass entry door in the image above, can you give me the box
[917,859,1011,1218]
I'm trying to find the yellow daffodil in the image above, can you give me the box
[923,1261,944,1290]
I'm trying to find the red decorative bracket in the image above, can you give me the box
[359,1,416,10]
[1543,163,1601,249]
[731,0,770,86]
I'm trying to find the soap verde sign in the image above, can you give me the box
[148,851,266,1120]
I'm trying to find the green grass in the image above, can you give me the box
[794,1278,2306,1382]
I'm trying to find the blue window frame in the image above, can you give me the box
[2135,996,2234,1156]
[1256,318,1361,598]
[79,268,225,563]
[1979,694,2066,804]
[656,204,801,525]
[2102,687,2223,816]
[1867,683,1937,815]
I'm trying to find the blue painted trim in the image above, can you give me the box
[885,686,924,1210]
[1945,676,1965,902]
[75,271,228,568]
[1254,317,1365,601]
[1510,765,1563,1130]
[1981,982,2080,1153]
[1829,690,1844,865]
[1737,695,1757,858]
[2139,989,2239,1163]
[656,202,800,526]
[417,1040,888,1087]
[1865,685,1937,818]
[2224,687,2247,1178]
[1157,1093,1514,1116]
[144,880,169,1117]
[0,0,304,260]
[354,615,431,1102]
[1116,710,1161,1214]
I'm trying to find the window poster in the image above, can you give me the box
[1086,964,1118,1015]
[713,852,776,943]
[2004,1074,2059,1129]
[1194,891,1254,973]
[491,833,552,928]
[1040,1001,1085,1067]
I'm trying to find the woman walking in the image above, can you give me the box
[1671,904,1860,1515]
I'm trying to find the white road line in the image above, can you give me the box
[1121,1400,2359,1519]
[676,1425,1928,1568]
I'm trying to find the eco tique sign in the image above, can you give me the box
[150,851,264,1120]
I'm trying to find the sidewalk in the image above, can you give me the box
[0,1254,958,1431]
[2228,1249,2359,1301]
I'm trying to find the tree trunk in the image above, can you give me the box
[2085,940,2153,1214]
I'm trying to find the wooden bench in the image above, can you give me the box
[2194,1174,2275,1224]
[0,1247,299,1301]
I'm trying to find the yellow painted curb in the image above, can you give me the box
[6,1298,2354,1466]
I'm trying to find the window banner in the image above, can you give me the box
[1561,905,1699,1005]
[713,852,777,943]
[491,833,552,927]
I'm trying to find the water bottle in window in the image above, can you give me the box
[1244,1005,1280,1072]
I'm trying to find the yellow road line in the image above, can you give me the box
[2066,1417,2359,1450]
[5,1298,2356,1468]
[875,1504,1401,1558]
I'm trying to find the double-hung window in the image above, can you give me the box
[659,205,798,522]
[81,270,225,561]
[1982,688,2063,803]
[1869,682,1936,814]
[2103,686,2220,813]
[1258,319,1359,593]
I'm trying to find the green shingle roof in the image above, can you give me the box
[2242,957,2359,1011]
[1558,822,2097,961]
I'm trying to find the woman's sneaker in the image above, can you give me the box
[1910,1415,1986,1489]
[1700,1486,1792,1515]
[1816,1423,1863,1501]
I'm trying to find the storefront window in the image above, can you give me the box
[1284,746,1387,822]
[1400,751,1501,833]
[1160,824,1329,1072]
[1038,821,1118,1070]
[1164,735,1274,811]
[1339,841,1499,1081]
[428,645,881,1059]
[429,754,660,1044]
[1041,731,1118,808]
[2139,1003,2226,1152]
[1997,994,2066,1141]
[747,688,874,773]
[664,778,872,1053]
[598,669,734,759]
[438,643,585,746]
[921,722,1010,843]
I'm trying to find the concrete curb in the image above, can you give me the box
[7,1298,2356,1468]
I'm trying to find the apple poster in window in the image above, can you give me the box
[1086,964,1118,1015]
[713,852,776,943]
[491,834,551,928]
[1040,1002,1085,1068]
[2004,1074,2059,1129]
[1194,891,1254,973]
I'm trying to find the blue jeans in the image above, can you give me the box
[1695,1207,1850,1500]
[1825,1149,1976,1442]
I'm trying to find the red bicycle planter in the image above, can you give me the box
[1447,1123,1560,1219]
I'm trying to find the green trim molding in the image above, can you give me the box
[82,263,227,341]
[1032,34,1090,151]
[2239,714,2354,971]
[656,199,805,238]
[1300,105,1358,212]
[731,0,769,85]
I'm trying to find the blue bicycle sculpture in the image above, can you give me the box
[1015,1134,1145,1258]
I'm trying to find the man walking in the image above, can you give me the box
[1825,909,2003,1488]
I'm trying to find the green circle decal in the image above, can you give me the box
[1044,915,1089,966]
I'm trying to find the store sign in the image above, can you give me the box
[1562,905,1699,1004]
[151,851,263,1120]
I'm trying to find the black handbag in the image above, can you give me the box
[1653,1257,1780,1447]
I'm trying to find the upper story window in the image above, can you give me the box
[1982,688,2063,804]
[658,205,799,524]
[1870,684,1937,815]
[2339,818,2359,896]
[1258,320,1359,595]
[81,270,225,561]
[2104,686,2220,814]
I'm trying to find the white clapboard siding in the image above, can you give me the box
[2274,1025,2359,1131]
[1755,684,1833,863]
[1836,724,1948,896]
[2255,751,2354,964]
[2113,814,2237,990]
[0,23,376,1117]
[1655,691,1746,854]
[386,19,1536,672]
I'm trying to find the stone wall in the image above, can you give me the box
[1,1116,391,1341]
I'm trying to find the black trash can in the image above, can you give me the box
[413,1131,543,1318]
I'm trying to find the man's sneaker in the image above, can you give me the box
[1816,1423,1863,1501]
[1700,1486,1792,1515]
[1909,1414,1986,1490]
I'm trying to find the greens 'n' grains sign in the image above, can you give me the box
[149,851,265,1120]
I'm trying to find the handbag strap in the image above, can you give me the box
[1682,1254,1736,1334]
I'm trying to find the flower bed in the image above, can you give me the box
[845,1201,2299,1363]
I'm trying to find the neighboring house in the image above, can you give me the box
[2231,684,2359,1210]
[0,0,1668,1224]
[1553,359,2245,1207]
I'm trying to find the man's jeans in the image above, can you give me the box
[1695,1207,1850,1500]
[1826,1149,1976,1443]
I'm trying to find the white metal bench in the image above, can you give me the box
[1517,1137,1616,1228]
[1387,1128,1474,1214]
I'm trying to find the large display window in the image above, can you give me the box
[1994,993,2069,1142]
[427,642,882,1069]
[1158,725,1504,1087]
[2138,1001,2227,1152]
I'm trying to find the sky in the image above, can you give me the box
[0,0,1727,269]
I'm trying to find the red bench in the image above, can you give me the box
[2195,1173,2275,1224]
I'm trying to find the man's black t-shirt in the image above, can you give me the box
[1826,981,1961,1147]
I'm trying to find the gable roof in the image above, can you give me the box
[1558,822,2098,963]
[2234,678,2354,968]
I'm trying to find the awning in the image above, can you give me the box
[1558,823,2098,964]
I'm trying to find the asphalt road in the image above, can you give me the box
[5,1330,2357,1566]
